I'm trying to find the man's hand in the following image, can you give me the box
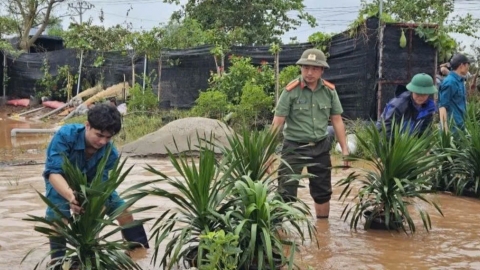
[67,191,83,215]
[265,155,275,174]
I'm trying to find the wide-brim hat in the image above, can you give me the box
[296,48,330,68]
[406,73,438,95]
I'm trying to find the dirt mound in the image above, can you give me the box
[119,117,234,157]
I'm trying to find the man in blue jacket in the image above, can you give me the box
[376,73,437,139]
[44,104,149,267]
[439,53,473,133]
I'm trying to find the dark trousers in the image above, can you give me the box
[278,138,332,204]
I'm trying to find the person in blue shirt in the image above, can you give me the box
[439,53,473,132]
[44,104,149,265]
[376,73,437,140]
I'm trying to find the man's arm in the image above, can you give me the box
[330,115,348,155]
[438,107,448,131]
[271,116,285,135]
[438,82,452,131]
[44,131,78,205]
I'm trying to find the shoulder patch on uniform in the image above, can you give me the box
[285,79,300,91]
[322,79,335,91]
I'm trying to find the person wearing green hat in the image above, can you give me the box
[376,73,438,139]
[269,48,349,219]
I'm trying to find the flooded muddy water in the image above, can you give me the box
[0,114,52,150]
[1,157,480,269]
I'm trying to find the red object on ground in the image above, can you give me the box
[42,101,65,109]
[6,99,30,107]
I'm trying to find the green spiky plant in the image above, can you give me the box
[143,130,317,270]
[337,120,444,233]
[143,134,237,270]
[450,103,480,197]
[430,122,460,193]
[22,146,154,270]
[212,127,281,181]
[226,177,317,270]
[212,127,317,269]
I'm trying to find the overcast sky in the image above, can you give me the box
[62,0,479,52]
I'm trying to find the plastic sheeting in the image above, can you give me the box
[0,17,437,120]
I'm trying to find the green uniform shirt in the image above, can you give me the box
[274,77,344,143]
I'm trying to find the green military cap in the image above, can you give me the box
[296,48,329,69]
[406,73,438,95]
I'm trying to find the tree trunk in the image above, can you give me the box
[132,57,135,87]
[157,53,162,102]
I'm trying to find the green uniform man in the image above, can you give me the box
[271,48,349,219]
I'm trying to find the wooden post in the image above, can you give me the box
[76,49,84,96]
[275,51,280,105]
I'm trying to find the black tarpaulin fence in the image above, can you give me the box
[1,17,437,120]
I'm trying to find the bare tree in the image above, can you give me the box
[2,0,67,52]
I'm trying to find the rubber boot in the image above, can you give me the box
[48,236,66,270]
[121,224,149,249]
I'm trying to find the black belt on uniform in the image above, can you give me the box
[285,138,325,147]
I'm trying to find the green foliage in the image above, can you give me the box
[356,0,480,62]
[63,23,129,52]
[138,128,317,269]
[2,1,63,51]
[307,32,332,55]
[278,65,300,88]
[125,27,164,60]
[449,103,480,196]
[228,177,315,270]
[166,0,317,45]
[37,58,56,98]
[234,82,274,128]
[142,136,237,269]
[22,146,153,269]
[215,127,282,181]
[127,74,159,112]
[199,230,240,270]
[37,60,76,99]
[208,56,275,104]
[191,90,231,119]
[161,18,207,49]
[337,120,444,234]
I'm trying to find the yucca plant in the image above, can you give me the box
[143,135,237,269]
[213,127,307,195]
[337,119,444,233]
[430,125,459,192]
[226,177,317,270]
[215,127,282,181]
[450,104,480,197]
[22,146,154,270]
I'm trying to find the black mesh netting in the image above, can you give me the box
[379,24,437,112]
[2,17,437,120]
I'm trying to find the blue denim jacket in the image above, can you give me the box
[438,72,466,130]
[43,124,118,183]
[376,91,436,139]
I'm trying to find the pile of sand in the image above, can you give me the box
[120,117,235,157]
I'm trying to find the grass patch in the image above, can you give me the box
[64,112,163,146]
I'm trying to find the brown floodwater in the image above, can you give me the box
[0,113,52,162]
[0,117,479,269]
